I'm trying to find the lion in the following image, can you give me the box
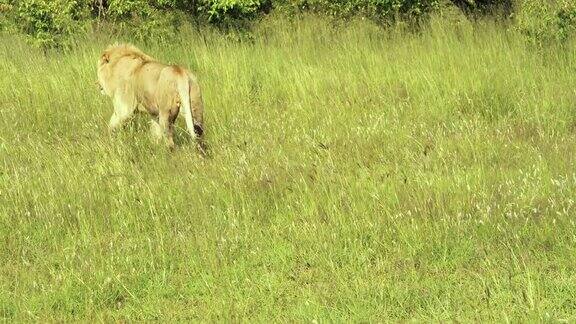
[96,43,204,150]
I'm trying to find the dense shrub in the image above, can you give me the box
[101,0,183,42]
[0,0,15,32]
[13,0,90,48]
[102,0,270,25]
[556,4,576,41]
[273,0,441,25]
[2,0,576,49]
[450,0,513,18]
[8,0,274,47]
[515,0,576,44]
[202,0,271,25]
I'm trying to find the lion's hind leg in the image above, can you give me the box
[109,88,137,132]
[149,118,163,141]
[158,110,176,149]
[155,77,180,149]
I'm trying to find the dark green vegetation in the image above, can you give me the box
[1,0,576,322]
[1,0,575,48]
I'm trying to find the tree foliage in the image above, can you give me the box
[2,0,576,49]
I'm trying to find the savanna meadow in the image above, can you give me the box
[1,0,576,321]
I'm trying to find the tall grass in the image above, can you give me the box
[1,15,576,321]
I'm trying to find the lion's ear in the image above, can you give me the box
[102,53,110,63]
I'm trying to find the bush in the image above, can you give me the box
[5,0,576,50]
[277,0,440,24]
[449,0,513,18]
[99,0,272,38]
[102,0,182,43]
[15,0,90,49]
[201,0,271,25]
[6,0,274,48]
[515,0,576,44]
[557,4,576,41]
[0,0,15,32]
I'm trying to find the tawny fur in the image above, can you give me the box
[97,43,204,149]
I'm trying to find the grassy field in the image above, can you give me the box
[1,16,576,321]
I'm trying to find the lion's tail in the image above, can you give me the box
[177,74,203,140]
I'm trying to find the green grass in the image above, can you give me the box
[1,16,576,321]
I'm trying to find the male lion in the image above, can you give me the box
[97,43,204,149]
